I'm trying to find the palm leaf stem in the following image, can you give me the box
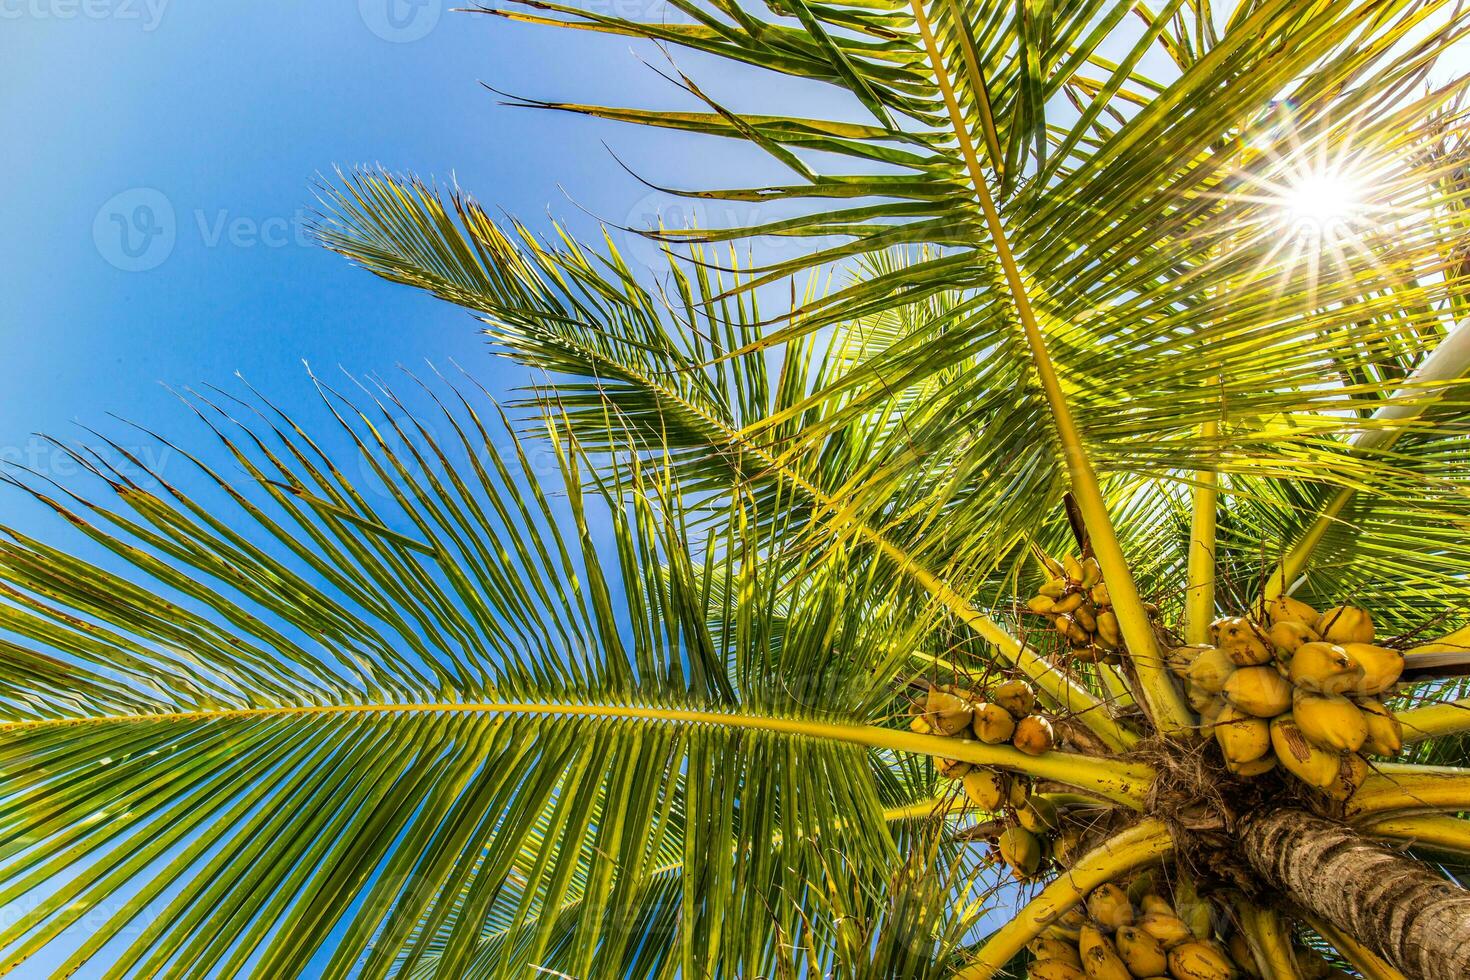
[0,702,1152,806]
[881,549,1135,751]
[1235,903,1304,980]
[1395,696,1470,743]
[1365,815,1470,858]
[1265,317,1470,601]
[1301,913,1406,980]
[905,0,1190,736]
[1349,765,1470,819]
[1184,418,1218,644]
[952,818,1173,978]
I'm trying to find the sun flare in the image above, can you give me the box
[1280,172,1363,239]
[1210,107,1427,310]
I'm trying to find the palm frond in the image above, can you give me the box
[0,372,934,977]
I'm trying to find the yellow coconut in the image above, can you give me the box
[1339,642,1404,697]
[1086,883,1134,931]
[1137,913,1194,949]
[971,702,1017,744]
[1013,715,1055,756]
[1292,689,1367,753]
[1267,620,1319,661]
[1287,642,1364,695]
[1028,961,1087,980]
[1167,940,1236,980]
[1266,593,1320,629]
[1322,752,1369,802]
[1214,704,1272,763]
[1078,924,1132,980]
[1269,715,1341,788]
[1358,698,1404,756]
[1186,646,1238,694]
[1216,616,1273,666]
[925,686,973,735]
[1166,645,1208,678]
[1319,605,1374,645]
[1223,665,1293,718]
[962,768,1008,810]
[998,826,1042,880]
[1018,795,1061,833]
[1116,926,1170,978]
[993,679,1038,719]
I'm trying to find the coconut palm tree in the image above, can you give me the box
[4,1,1470,977]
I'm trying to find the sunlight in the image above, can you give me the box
[1281,172,1363,239]
[1207,102,1433,312]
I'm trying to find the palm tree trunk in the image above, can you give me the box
[1240,808,1470,980]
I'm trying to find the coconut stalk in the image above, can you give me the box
[1349,765,1470,818]
[1241,808,1470,980]
[1366,814,1470,858]
[904,0,1192,736]
[740,438,1136,752]
[1184,437,1219,645]
[1396,695,1470,742]
[890,553,1136,752]
[1235,903,1304,980]
[952,819,1173,978]
[1264,318,1470,602]
[1303,913,1409,980]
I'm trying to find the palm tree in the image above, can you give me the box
[4,0,1470,977]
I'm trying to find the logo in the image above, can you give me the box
[359,0,440,42]
[93,188,176,272]
[0,0,169,31]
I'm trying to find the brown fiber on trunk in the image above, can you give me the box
[1240,808,1470,980]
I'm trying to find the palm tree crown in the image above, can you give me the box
[3,2,1470,977]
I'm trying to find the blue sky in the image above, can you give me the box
[0,9,858,972]
[8,2,1461,532]
[0,1,839,530]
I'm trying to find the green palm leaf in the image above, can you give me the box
[0,374,946,977]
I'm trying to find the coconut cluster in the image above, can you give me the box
[971,789,1095,883]
[1026,553,1126,663]
[1030,879,1344,980]
[912,679,1063,881]
[911,679,1057,760]
[1169,598,1404,794]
